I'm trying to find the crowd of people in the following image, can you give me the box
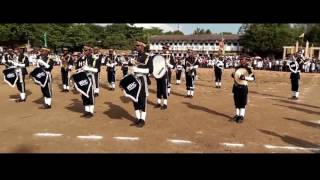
[194,55,320,73]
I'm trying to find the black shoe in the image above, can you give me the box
[65,89,69,92]
[87,113,94,118]
[231,115,238,121]
[94,93,99,97]
[161,105,168,110]
[15,98,26,103]
[81,111,91,118]
[136,119,145,128]
[168,93,170,96]
[236,116,244,123]
[154,104,161,108]
[44,104,51,109]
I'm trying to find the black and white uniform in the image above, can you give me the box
[75,55,98,114]
[121,57,129,77]
[232,65,255,118]
[37,55,54,106]
[60,54,73,91]
[175,59,183,84]
[214,60,224,88]
[166,55,175,95]
[289,57,303,98]
[93,53,102,95]
[184,56,199,97]
[2,53,29,101]
[131,52,153,122]
[155,54,170,107]
[106,55,117,89]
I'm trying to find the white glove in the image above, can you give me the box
[68,65,73,70]
[1,59,5,64]
[82,65,89,71]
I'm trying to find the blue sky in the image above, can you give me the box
[97,23,242,34]
[133,23,242,34]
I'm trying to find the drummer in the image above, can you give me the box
[231,56,255,123]
[130,41,153,128]
[36,48,55,109]
[154,44,171,110]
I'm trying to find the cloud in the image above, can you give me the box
[132,24,175,32]
[95,23,179,32]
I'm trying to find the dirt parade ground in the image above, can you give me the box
[0,65,320,153]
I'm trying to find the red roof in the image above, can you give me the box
[150,34,240,43]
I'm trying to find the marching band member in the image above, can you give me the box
[154,44,171,110]
[214,57,224,88]
[93,47,102,96]
[106,49,117,90]
[60,47,73,92]
[184,49,199,98]
[14,47,29,102]
[36,48,55,109]
[121,53,129,77]
[289,52,304,99]
[163,45,175,96]
[130,41,153,128]
[2,47,29,102]
[231,56,255,123]
[75,46,98,118]
[175,57,183,85]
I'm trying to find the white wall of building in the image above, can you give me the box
[150,42,242,53]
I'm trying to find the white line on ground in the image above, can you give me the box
[113,137,139,141]
[34,133,63,137]
[77,135,103,140]
[8,98,17,101]
[264,144,320,152]
[221,143,245,148]
[167,139,192,144]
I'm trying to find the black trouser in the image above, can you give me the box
[94,72,99,90]
[176,70,182,80]
[122,69,128,77]
[290,72,300,91]
[156,73,168,99]
[61,68,69,86]
[167,69,172,86]
[107,70,115,84]
[41,73,53,98]
[82,74,95,106]
[233,84,248,109]
[185,73,194,90]
[17,74,25,93]
[215,69,222,82]
[133,76,147,112]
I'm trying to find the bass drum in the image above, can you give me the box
[30,67,49,88]
[72,71,92,98]
[119,74,141,102]
[3,68,18,87]
[152,55,166,79]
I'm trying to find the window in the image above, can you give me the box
[215,43,219,46]
[233,42,238,46]
[205,43,208,45]
[179,43,182,45]
[170,43,173,45]
[210,43,214,46]
[227,42,232,46]
[155,43,158,45]
[174,43,178,45]
[200,43,203,45]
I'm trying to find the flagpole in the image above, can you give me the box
[44,32,47,48]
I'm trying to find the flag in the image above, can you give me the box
[44,32,47,47]
[299,33,304,38]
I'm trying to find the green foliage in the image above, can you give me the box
[239,24,304,57]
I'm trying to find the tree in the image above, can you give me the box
[240,24,303,57]
[164,30,184,35]
[193,28,212,35]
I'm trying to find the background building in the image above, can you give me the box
[149,34,242,57]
